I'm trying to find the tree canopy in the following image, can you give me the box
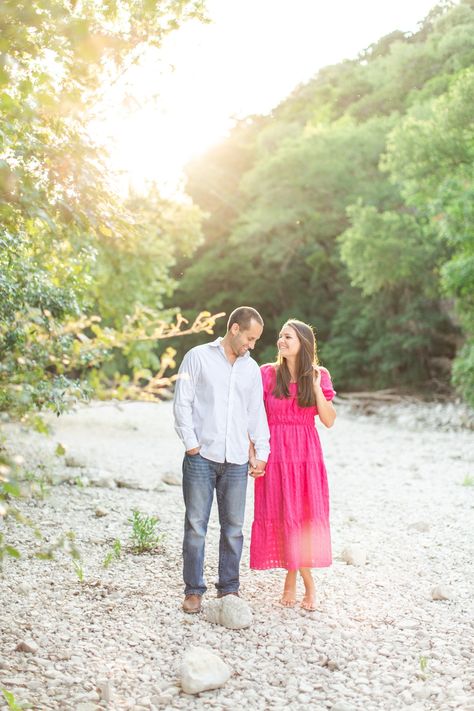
[174,0,474,403]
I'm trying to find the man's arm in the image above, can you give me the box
[173,350,201,453]
[248,367,270,475]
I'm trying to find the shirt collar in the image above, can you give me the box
[209,336,251,359]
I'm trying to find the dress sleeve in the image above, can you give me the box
[260,364,273,395]
[320,367,336,401]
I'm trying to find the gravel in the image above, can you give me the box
[0,400,473,710]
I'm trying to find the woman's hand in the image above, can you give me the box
[313,365,336,428]
[313,364,322,388]
[249,460,266,478]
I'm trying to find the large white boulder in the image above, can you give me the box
[180,646,231,694]
[204,595,253,629]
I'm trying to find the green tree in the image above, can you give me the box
[384,67,474,403]
[0,0,207,415]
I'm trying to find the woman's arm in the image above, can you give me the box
[314,367,336,428]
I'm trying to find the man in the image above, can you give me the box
[173,306,270,613]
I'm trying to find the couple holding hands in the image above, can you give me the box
[173,306,336,614]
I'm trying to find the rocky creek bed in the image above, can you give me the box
[0,399,473,711]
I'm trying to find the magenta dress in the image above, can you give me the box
[250,364,336,570]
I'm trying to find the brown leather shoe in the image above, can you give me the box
[216,591,239,599]
[182,594,202,614]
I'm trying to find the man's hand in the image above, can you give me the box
[186,447,201,456]
[248,440,257,469]
[249,459,266,478]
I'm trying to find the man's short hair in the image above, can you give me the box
[227,306,264,332]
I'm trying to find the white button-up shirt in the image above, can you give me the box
[173,337,270,465]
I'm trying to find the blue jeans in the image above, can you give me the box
[182,453,248,596]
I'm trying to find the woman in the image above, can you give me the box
[249,319,336,611]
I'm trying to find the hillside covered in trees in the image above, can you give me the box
[173,0,474,404]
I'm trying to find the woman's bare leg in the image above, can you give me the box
[280,570,297,606]
[299,568,317,611]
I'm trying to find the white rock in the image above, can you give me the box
[180,646,231,694]
[409,521,430,532]
[65,455,86,468]
[162,471,181,486]
[204,595,253,629]
[92,475,116,488]
[97,680,113,702]
[331,702,355,711]
[431,585,452,601]
[94,507,109,517]
[340,545,367,566]
[412,682,431,700]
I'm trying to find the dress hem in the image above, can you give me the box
[250,561,332,571]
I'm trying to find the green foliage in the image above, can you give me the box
[0,0,209,419]
[0,0,214,574]
[103,539,122,568]
[1,688,24,711]
[128,509,164,553]
[384,67,474,403]
[73,559,85,583]
[175,1,474,400]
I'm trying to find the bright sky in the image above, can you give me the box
[91,0,442,195]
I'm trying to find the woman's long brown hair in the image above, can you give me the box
[273,319,319,408]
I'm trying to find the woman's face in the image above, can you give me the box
[277,324,301,359]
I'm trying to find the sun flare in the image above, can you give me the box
[89,0,441,196]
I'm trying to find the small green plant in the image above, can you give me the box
[103,539,122,569]
[128,509,164,553]
[461,474,474,487]
[55,443,66,457]
[418,655,430,680]
[73,559,84,582]
[1,687,24,710]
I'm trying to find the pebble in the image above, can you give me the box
[97,680,113,702]
[65,455,86,468]
[340,545,367,566]
[15,639,38,654]
[162,471,181,486]
[408,521,431,532]
[431,584,453,600]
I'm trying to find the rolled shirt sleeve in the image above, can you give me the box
[173,350,201,451]
[248,367,270,462]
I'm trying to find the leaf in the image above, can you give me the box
[55,443,66,456]
[1,688,23,711]
[5,545,20,559]
[2,482,21,498]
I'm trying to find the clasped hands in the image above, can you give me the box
[248,441,266,478]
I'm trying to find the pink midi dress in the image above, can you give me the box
[250,363,335,570]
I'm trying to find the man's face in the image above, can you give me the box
[229,319,263,357]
